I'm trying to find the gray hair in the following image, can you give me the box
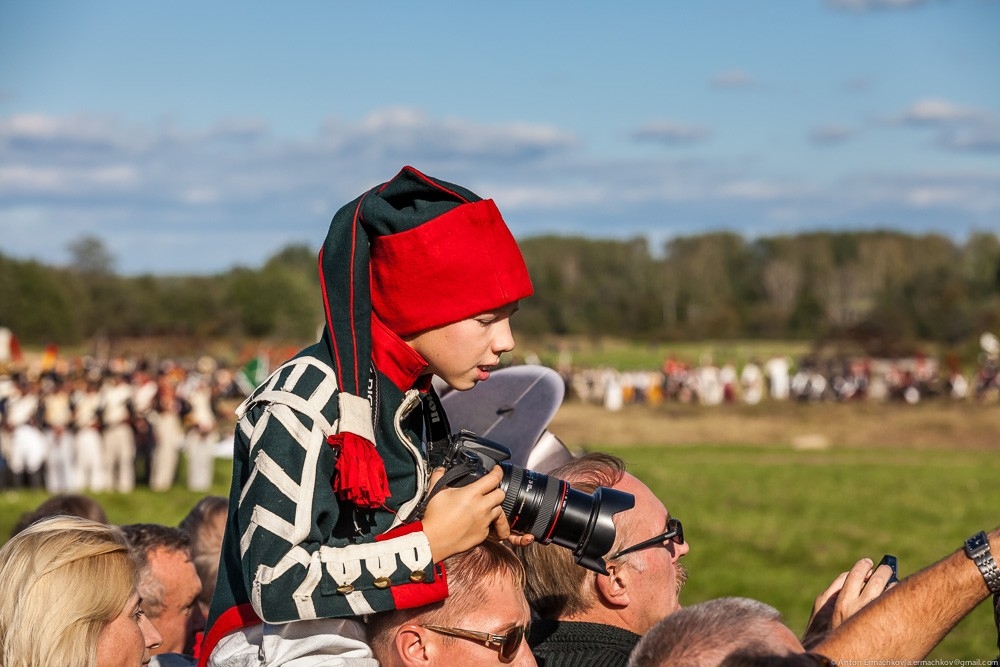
[628,597,788,667]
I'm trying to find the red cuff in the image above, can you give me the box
[391,562,449,610]
[375,521,425,541]
[376,522,449,609]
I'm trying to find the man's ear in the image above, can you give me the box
[595,561,632,609]
[395,624,430,667]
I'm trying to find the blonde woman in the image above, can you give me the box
[0,515,162,667]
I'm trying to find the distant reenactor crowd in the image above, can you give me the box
[3,340,999,491]
[0,354,240,492]
[566,346,1000,411]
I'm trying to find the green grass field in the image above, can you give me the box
[619,444,1000,661]
[2,445,998,660]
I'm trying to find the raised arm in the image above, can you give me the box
[815,526,1000,662]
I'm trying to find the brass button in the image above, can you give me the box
[408,570,426,583]
[373,577,391,589]
[336,584,355,595]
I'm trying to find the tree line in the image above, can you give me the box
[2,231,998,358]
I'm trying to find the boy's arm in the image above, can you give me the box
[815,526,1000,662]
[235,400,444,624]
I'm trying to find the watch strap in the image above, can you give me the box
[965,531,1000,595]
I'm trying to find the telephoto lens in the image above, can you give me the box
[499,462,634,575]
[438,431,635,575]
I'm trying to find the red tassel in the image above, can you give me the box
[327,432,391,509]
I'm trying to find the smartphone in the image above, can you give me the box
[874,554,899,586]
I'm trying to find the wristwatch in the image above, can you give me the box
[964,531,1000,595]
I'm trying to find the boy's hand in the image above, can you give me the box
[423,466,507,562]
[489,513,535,547]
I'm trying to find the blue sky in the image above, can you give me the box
[2,0,998,275]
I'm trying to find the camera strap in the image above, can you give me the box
[410,459,481,521]
[422,388,453,468]
[409,388,459,520]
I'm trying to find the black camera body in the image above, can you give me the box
[438,430,514,484]
[433,430,635,575]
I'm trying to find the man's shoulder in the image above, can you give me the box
[529,620,642,667]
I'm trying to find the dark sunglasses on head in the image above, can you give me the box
[420,622,530,663]
[609,517,684,560]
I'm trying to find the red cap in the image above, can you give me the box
[370,198,533,337]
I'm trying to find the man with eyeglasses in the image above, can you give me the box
[517,453,690,667]
[367,540,535,666]
[517,454,885,667]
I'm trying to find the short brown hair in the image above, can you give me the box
[516,452,627,619]
[179,495,229,608]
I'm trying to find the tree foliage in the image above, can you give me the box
[2,232,998,357]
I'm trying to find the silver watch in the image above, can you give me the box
[964,531,1000,595]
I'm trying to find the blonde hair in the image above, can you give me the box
[0,516,138,667]
[366,540,526,662]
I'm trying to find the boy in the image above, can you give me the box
[201,166,533,666]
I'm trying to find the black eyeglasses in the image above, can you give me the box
[609,517,684,560]
[420,622,530,663]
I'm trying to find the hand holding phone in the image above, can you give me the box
[873,554,899,587]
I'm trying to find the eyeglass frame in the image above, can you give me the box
[420,622,530,663]
[609,517,684,560]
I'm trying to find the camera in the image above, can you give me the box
[431,430,635,575]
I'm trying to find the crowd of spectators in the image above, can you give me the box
[3,339,999,492]
[0,353,997,665]
[2,472,998,666]
[2,493,225,666]
[568,345,1000,411]
[0,353,242,492]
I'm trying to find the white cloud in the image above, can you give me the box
[633,121,711,146]
[890,98,1000,153]
[809,124,857,145]
[0,164,137,193]
[903,186,966,207]
[839,171,1000,214]
[711,69,755,89]
[939,120,1000,152]
[716,180,798,202]
[1,108,997,274]
[485,183,609,209]
[180,187,220,205]
[894,98,980,124]
[826,0,925,11]
[0,113,150,152]
[323,107,579,161]
[205,118,269,141]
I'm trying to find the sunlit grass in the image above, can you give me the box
[619,444,1000,660]
[1,457,234,537]
[514,337,815,370]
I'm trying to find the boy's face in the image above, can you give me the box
[406,302,519,391]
